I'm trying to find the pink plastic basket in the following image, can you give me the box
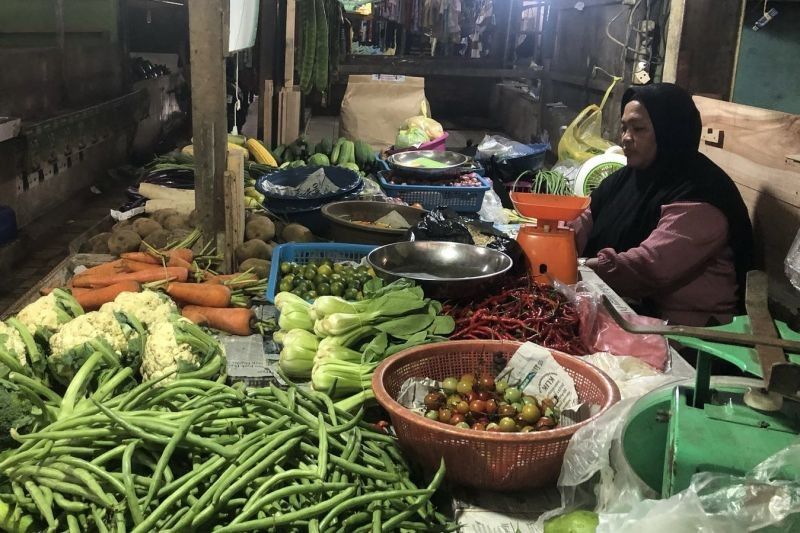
[372,340,620,491]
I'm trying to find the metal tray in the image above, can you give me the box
[386,150,481,177]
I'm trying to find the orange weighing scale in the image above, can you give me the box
[510,192,591,284]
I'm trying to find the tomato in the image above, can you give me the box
[425,410,439,421]
[465,391,478,404]
[485,399,498,415]
[498,417,517,432]
[438,408,453,424]
[424,392,444,411]
[469,400,486,415]
[455,422,471,430]
[520,403,541,423]
[498,404,517,417]
[446,395,462,409]
[504,387,522,403]
[450,413,466,425]
[486,423,500,432]
[477,374,495,391]
[522,395,538,406]
[477,391,491,402]
[442,377,459,394]
[495,379,509,394]
[472,422,486,431]
[456,380,473,395]
[455,401,470,415]
[520,426,535,433]
[460,373,476,384]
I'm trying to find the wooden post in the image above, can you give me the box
[188,0,229,267]
[663,0,687,83]
[263,80,275,148]
[277,0,301,144]
[224,151,246,272]
[257,0,278,142]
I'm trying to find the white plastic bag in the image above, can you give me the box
[785,228,800,291]
[476,134,539,162]
[478,186,509,224]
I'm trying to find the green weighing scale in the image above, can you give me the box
[608,271,800,497]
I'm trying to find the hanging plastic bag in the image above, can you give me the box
[406,207,474,244]
[557,77,620,164]
[477,187,509,224]
[785,227,800,292]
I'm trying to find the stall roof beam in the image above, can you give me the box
[337,62,545,79]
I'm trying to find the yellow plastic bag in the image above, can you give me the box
[557,78,621,163]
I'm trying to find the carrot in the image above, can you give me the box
[122,259,165,272]
[168,248,194,263]
[168,256,194,270]
[73,259,129,280]
[120,252,161,265]
[203,273,260,290]
[72,267,189,288]
[181,306,254,335]
[74,281,141,311]
[166,282,231,308]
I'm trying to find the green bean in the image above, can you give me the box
[90,401,170,446]
[381,460,447,531]
[119,416,234,458]
[117,373,174,410]
[55,456,125,495]
[115,511,127,533]
[230,483,354,525]
[90,505,109,533]
[122,441,144,525]
[241,469,319,513]
[52,492,88,513]
[319,488,432,531]
[213,433,305,508]
[130,455,227,533]
[91,367,135,402]
[15,427,111,441]
[328,408,363,435]
[158,505,190,530]
[317,413,329,480]
[372,508,382,533]
[251,398,317,428]
[23,481,56,528]
[232,415,291,451]
[145,404,215,509]
[66,514,82,533]
[299,442,399,482]
[157,453,221,497]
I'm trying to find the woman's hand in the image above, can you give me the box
[584,258,599,271]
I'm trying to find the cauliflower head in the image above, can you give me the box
[17,293,62,334]
[141,320,198,385]
[0,321,27,367]
[99,290,177,330]
[16,290,83,337]
[49,312,128,357]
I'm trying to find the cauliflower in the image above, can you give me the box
[48,311,146,385]
[16,290,83,338]
[99,290,177,330]
[0,321,27,367]
[141,318,225,385]
[50,312,128,356]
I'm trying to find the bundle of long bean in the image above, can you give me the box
[443,276,586,355]
[0,361,453,532]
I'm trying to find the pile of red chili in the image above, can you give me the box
[442,276,587,355]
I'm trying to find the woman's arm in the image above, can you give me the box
[590,202,729,297]
[568,208,593,255]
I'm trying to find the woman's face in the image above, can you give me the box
[621,101,658,170]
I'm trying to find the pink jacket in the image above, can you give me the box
[572,201,739,326]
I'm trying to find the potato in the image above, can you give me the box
[151,209,179,227]
[112,219,133,233]
[245,216,276,242]
[163,214,191,231]
[273,220,286,242]
[84,232,112,254]
[235,239,271,262]
[108,230,142,255]
[239,258,271,279]
[132,218,163,238]
[282,223,314,243]
[188,209,201,229]
[140,229,171,251]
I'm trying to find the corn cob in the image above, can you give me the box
[245,139,278,167]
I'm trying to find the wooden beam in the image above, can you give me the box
[224,151,246,271]
[663,0,686,83]
[284,0,297,87]
[257,0,278,139]
[189,0,229,264]
[337,63,545,79]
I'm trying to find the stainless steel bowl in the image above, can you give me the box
[386,150,481,177]
[366,241,513,300]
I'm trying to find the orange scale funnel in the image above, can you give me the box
[510,192,590,223]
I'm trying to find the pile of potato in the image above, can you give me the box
[80,210,315,279]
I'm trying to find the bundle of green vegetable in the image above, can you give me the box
[275,279,455,408]
[0,354,454,531]
[519,169,573,196]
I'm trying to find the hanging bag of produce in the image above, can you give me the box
[557,77,620,164]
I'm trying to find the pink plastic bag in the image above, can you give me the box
[557,281,670,371]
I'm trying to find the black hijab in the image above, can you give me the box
[583,83,754,299]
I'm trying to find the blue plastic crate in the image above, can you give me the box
[378,172,491,213]
[265,242,378,303]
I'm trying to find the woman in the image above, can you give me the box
[572,83,754,326]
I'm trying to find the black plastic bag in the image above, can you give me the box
[486,235,527,276]
[406,207,474,244]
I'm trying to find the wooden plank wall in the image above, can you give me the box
[694,96,800,306]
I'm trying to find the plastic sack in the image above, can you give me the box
[785,227,800,291]
[557,281,671,371]
[478,187,509,224]
[557,78,619,164]
[406,207,474,244]
[403,115,444,141]
[477,134,541,162]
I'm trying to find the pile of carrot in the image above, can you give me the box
[42,247,270,336]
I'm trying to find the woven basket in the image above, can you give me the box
[372,340,620,491]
